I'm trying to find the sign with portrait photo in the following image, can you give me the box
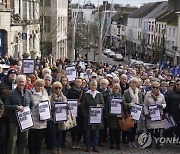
[22,59,35,74]
[54,103,68,123]
[16,106,34,132]
[38,100,51,121]
[67,99,78,117]
[110,98,122,115]
[89,107,103,125]
[130,103,143,121]
[149,105,161,121]
[65,66,77,82]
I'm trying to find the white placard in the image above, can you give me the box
[89,107,103,125]
[149,105,161,121]
[38,100,51,121]
[22,59,35,74]
[16,106,34,132]
[65,66,77,82]
[54,103,68,122]
[68,99,78,117]
[110,98,122,115]
[130,103,143,121]
[164,116,176,129]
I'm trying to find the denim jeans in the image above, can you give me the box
[85,129,99,148]
[7,123,28,154]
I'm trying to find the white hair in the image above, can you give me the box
[16,75,26,82]
[42,68,52,76]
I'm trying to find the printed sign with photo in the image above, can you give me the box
[89,106,103,125]
[130,103,143,121]
[54,103,68,123]
[110,98,122,115]
[65,66,77,82]
[67,99,78,117]
[38,100,51,121]
[149,105,161,121]
[22,59,35,74]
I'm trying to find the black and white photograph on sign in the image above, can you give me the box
[67,99,78,117]
[54,103,68,122]
[110,98,122,115]
[16,106,34,132]
[22,59,35,74]
[65,66,77,82]
[38,100,51,121]
[164,116,176,129]
[130,103,143,121]
[149,105,161,121]
[89,107,103,125]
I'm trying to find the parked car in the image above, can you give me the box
[114,54,124,61]
[103,49,111,55]
[109,51,115,58]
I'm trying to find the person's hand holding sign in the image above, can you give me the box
[17,105,24,112]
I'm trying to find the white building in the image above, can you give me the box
[0,0,40,59]
[40,0,68,60]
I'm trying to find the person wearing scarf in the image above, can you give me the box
[123,77,144,148]
[144,79,166,149]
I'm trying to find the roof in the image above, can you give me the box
[128,2,161,18]
[144,1,168,19]
[156,10,177,23]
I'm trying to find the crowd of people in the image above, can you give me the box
[0,56,180,154]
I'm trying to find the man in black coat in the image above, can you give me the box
[165,79,180,138]
[0,68,17,154]
[97,79,111,146]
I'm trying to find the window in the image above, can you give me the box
[44,16,51,32]
[40,0,43,6]
[169,27,171,36]
[173,28,175,37]
[44,0,51,7]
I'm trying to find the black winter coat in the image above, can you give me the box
[165,89,180,124]
[106,93,122,129]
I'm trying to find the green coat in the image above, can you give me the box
[81,91,104,130]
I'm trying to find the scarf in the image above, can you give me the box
[129,87,139,104]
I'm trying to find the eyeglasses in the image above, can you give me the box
[152,86,159,89]
[54,87,61,90]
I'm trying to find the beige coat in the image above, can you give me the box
[144,91,166,129]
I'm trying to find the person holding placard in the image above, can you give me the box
[81,80,104,153]
[49,81,67,154]
[144,79,166,149]
[67,77,84,149]
[123,77,144,148]
[105,83,122,150]
[28,79,50,154]
[5,75,34,154]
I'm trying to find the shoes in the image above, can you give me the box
[132,142,137,148]
[116,145,121,150]
[110,144,115,150]
[72,142,76,149]
[57,148,62,154]
[86,147,90,152]
[76,142,80,149]
[127,142,132,148]
[93,148,99,153]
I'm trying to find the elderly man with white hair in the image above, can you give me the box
[5,75,34,154]
[97,79,111,146]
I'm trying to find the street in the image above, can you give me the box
[100,54,129,66]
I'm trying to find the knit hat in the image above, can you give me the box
[7,68,17,76]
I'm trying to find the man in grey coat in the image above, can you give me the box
[6,75,34,154]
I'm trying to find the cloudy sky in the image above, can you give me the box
[72,0,168,7]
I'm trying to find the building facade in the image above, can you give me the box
[40,0,68,60]
[0,0,40,59]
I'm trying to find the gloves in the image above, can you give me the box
[145,114,151,120]
[157,104,163,109]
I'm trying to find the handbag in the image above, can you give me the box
[58,111,77,130]
[118,111,134,131]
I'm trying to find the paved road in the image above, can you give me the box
[100,54,129,66]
